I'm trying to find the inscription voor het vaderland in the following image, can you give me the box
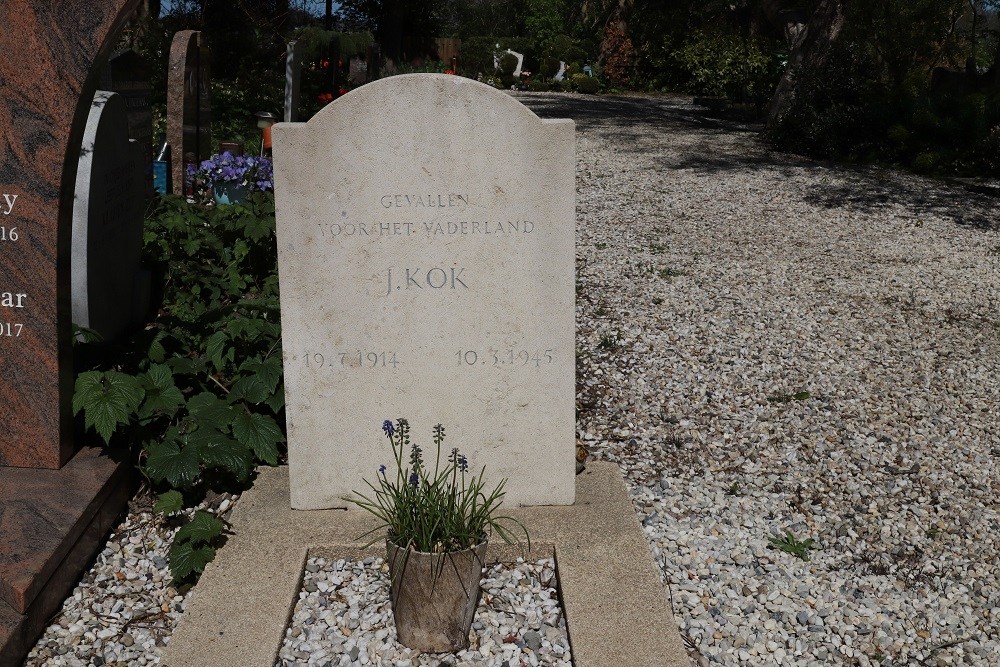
[1,192,27,338]
[301,191,556,372]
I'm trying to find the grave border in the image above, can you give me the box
[161,462,691,667]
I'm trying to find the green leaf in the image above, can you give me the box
[154,490,184,515]
[148,330,168,364]
[169,540,216,581]
[139,364,185,419]
[242,211,275,241]
[230,357,281,404]
[264,383,286,413]
[187,392,236,429]
[174,510,224,545]
[145,438,201,489]
[73,371,144,444]
[204,331,232,371]
[167,356,208,376]
[187,427,253,478]
[232,412,284,465]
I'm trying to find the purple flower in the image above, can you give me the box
[459,454,468,473]
[378,464,386,475]
[382,420,395,437]
[408,472,419,488]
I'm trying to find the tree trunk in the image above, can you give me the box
[766,0,848,134]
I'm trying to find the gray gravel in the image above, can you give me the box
[24,92,1000,666]
[276,556,570,667]
[519,91,1000,666]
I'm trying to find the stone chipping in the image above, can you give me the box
[23,92,1000,666]
[517,91,1000,666]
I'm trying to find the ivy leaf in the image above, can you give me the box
[153,490,184,515]
[145,438,201,489]
[139,364,185,419]
[169,540,216,581]
[187,391,236,429]
[174,510,224,545]
[232,412,284,465]
[73,371,144,444]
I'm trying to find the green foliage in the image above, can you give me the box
[499,52,519,76]
[73,193,285,583]
[597,332,619,351]
[669,31,780,106]
[459,36,502,78]
[348,420,529,553]
[767,531,818,561]
[211,77,284,152]
[169,510,224,580]
[539,55,561,79]
[572,73,600,94]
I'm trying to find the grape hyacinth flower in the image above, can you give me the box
[379,464,387,475]
[382,419,395,437]
[408,472,419,488]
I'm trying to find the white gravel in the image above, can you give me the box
[24,92,1000,666]
[276,556,570,667]
[517,92,1000,666]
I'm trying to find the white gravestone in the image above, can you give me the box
[273,74,575,510]
[71,91,147,340]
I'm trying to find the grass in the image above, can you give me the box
[767,531,817,561]
[658,267,685,279]
[597,332,620,351]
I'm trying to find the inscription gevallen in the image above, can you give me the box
[273,74,575,510]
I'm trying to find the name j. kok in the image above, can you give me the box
[386,267,468,295]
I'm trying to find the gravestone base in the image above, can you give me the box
[161,462,691,667]
[0,448,132,666]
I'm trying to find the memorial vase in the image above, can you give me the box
[386,537,487,652]
[212,182,247,205]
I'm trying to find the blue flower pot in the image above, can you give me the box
[213,183,248,206]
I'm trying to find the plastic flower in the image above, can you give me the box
[382,420,395,437]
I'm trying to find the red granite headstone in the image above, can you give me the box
[0,0,141,469]
[167,30,212,196]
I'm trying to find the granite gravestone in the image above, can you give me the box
[100,49,153,196]
[284,40,302,123]
[71,91,148,341]
[273,74,575,510]
[0,0,140,469]
[167,30,212,196]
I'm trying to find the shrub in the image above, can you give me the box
[74,193,285,583]
[671,31,779,106]
[539,56,561,79]
[499,52,519,76]
[572,73,600,94]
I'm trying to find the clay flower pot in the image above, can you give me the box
[386,537,488,652]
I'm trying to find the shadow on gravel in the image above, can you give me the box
[802,173,999,231]
[517,92,999,232]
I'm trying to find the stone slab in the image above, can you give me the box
[272,74,576,509]
[0,0,140,469]
[0,447,129,613]
[166,30,211,196]
[161,462,691,667]
[0,448,131,666]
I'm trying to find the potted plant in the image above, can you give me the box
[186,151,273,205]
[348,418,528,652]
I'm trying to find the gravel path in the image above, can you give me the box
[517,92,1000,666]
[24,92,1000,666]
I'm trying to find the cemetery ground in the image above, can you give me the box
[23,92,1000,666]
